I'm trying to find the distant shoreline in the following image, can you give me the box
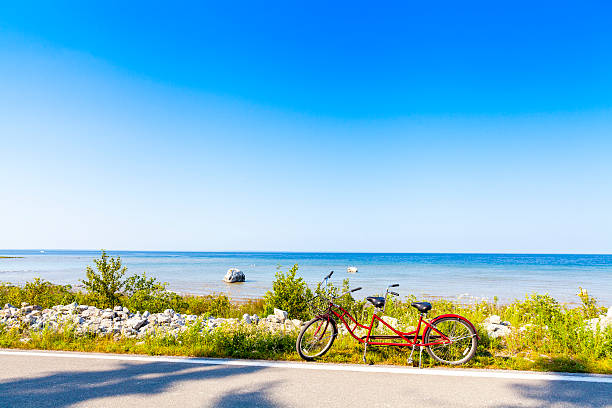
[1,249,612,255]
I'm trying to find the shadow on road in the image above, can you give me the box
[0,359,283,408]
[209,381,279,407]
[495,378,612,408]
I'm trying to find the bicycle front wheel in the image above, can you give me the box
[296,317,338,361]
[424,316,477,365]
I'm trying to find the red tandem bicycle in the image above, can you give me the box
[296,271,479,367]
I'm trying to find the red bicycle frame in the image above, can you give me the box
[322,304,476,348]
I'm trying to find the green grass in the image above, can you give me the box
[0,323,297,360]
[1,319,610,374]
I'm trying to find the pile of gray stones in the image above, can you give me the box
[0,302,303,339]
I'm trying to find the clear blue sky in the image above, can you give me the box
[1,2,611,253]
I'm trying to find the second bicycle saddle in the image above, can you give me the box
[411,302,432,313]
[366,296,385,308]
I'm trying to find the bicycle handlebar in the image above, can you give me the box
[388,283,399,288]
[334,287,362,300]
[389,291,399,296]
[324,270,334,280]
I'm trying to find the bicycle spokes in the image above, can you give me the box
[301,320,335,356]
[427,319,475,362]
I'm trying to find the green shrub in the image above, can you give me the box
[81,250,127,308]
[0,279,78,309]
[264,264,312,320]
[311,277,364,319]
[183,294,231,317]
[123,272,186,313]
[21,278,77,308]
[0,282,20,307]
[577,287,605,318]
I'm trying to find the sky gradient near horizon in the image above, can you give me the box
[1,2,611,253]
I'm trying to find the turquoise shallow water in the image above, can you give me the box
[1,250,611,305]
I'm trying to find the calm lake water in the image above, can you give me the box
[1,250,611,305]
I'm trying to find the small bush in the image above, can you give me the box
[123,272,186,313]
[264,264,312,320]
[0,282,20,307]
[183,294,231,317]
[578,287,605,318]
[0,279,78,309]
[21,278,77,308]
[81,250,127,308]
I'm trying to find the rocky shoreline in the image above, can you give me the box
[0,302,304,339]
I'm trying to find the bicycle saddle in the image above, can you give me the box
[411,302,432,313]
[366,296,385,308]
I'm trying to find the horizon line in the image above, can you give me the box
[1,249,611,256]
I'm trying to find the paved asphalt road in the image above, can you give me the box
[0,350,610,408]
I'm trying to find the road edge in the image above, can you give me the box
[1,349,611,384]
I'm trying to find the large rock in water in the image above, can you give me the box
[223,268,245,283]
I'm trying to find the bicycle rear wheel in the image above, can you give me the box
[296,317,338,361]
[424,316,477,365]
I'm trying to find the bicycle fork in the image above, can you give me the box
[407,344,424,369]
[362,342,368,364]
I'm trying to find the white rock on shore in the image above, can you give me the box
[274,308,288,322]
[585,307,612,332]
[483,315,512,338]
